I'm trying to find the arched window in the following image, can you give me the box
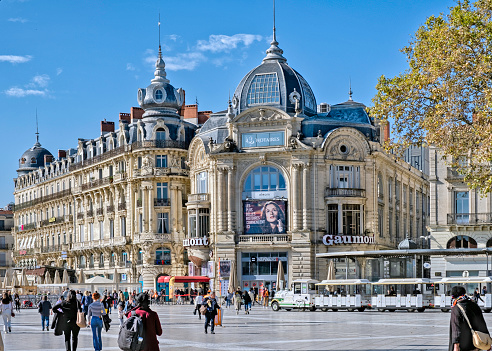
[155,247,171,265]
[31,157,37,164]
[122,251,128,266]
[89,254,94,267]
[155,128,166,141]
[79,255,86,268]
[447,235,477,249]
[138,250,143,263]
[247,73,280,105]
[243,166,286,192]
[155,89,163,101]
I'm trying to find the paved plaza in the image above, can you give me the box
[1,304,479,350]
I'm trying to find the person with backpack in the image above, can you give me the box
[38,295,52,331]
[81,291,93,325]
[243,290,252,314]
[87,292,106,351]
[202,291,220,334]
[52,290,83,351]
[233,288,242,315]
[120,293,162,351]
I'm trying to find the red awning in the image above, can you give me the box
[158,276,210,283]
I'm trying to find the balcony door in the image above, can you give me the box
[455,191,469,224]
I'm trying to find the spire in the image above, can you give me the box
[226,93,235,121]
[348,78,353,101]
[34,108,41,147]
[263,0,287,63]
[151,14,169,84]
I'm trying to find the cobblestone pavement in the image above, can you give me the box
[2,304,482,350]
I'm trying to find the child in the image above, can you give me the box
[117,300,125,326]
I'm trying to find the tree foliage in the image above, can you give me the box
[370,0,492,193]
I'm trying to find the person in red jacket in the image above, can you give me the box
[129,293,162,351]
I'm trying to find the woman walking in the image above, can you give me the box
[52,290,82,351]
[1,292,13,333]
[87,292,106,351]
[13,293,20,312]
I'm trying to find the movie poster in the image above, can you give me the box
[244,200,287,234]
[219,260,231,277]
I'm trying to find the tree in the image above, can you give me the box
[370,0,492,193]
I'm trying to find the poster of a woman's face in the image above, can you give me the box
[244,200,287,234]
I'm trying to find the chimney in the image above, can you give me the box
[131,107,144,122]
[101,119,115,133]
[44,155,54,165]
[184,104,198,120]
[119,112,131,123]
[383,121,390,142]
[58,150,67,160]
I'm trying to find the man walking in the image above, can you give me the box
[38,295,52,331]
[202,292,220,334]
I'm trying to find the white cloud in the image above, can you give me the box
[56,68,63,75]
[8,17,28,23]
[31,74,50,88]
[5,87,47,97]
[167,34,179,42]
[126,63,135,71]
[197,34,263,53]
[145,51,206,71]
[0,55,32,64]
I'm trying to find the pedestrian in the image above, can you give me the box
[87,292,107,351]
[233,288,242,315]
[248,289,255,307]
[482,286,487,296]
[124,295,135,313]
[123,288,129,300]
[243,290,252,314]
[449,285,490,351]
[13,293,20,312]
[202,291,220,334]
[1,292,13,333]
[126,293,162,351]
[52,290,83,351]
[38,295,52,331]
[194,292,203,320]
[225,291,233,308]
[263,289,270,308]
[473,288,483,303]
[117,300,125,326]
[81,291,93,324]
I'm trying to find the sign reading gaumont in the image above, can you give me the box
[322,234,375,246]
[183,237,209,247]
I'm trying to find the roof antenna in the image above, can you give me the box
[158,13,161,56]
[273,0,276,43]
[35,108,40,147]
[348,77,353,101]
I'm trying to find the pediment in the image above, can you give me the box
[233,106,294,124]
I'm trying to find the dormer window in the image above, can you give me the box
[20,158,26,164]
[247,73,280,105]
[30,157,37,164]
[155,89,163,102]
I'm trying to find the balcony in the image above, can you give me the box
[136,259,143,265]
[78,264,86,269]
[131,139,188,151]
[447,167,465,180]
[447,213,492,225]
[13,189,72,211]
[118,202,126,211]
[133,233,171,244]
[40,216,66,227]
[18,223,36,232]
[325,188,365,198]
[41,245,62,253]
[187,193,210,205]
[154,198,171,207]
[81,177,113,191]
[237,234,291,243]
[118,262,132,268]
[154,259,171,266]
[88,263,95,269]
[99,262,105,268]
[70,145,126,171]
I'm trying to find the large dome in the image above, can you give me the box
[232,32,316,116]
[17,138,53,176]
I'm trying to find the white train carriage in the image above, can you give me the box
[271,279,319,312]
[371,278,435,312]
[433,277,492,312]
[314,279,372,312]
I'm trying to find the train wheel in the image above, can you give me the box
[309,306,316,312]
[484,309,491,313]
[271,301,280,312]
[388,309,396,312]
[357,307,366,312]
[321,308,328,312]
[441,308,450,312]
[417,308,425,313]
[331,308,338,312]
[378,308,385,312]
[407,309,415,312]
[285,309,292,311]
[347,308,355,312]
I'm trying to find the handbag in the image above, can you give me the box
[10,312,15,317]
[76,311,86,328]
[199,305,207,315]
[456,303,492,350]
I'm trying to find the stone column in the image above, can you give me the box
[142,186,147,233]
[227,167,234,232]
[170,185,178,233]
[129,183,134,237]
[177,185,183,233]
[217,168,225,232]
[302,164,310,230]
[148,186,153,233]
[292,165,299,230]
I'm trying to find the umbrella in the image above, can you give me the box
[21,269,28,286]
[77,269,85,284]
[62,269,69,284]
[227,260,238,293]
[37,275,44,285]
[53,270,61,284]
[276,260,285,291]
[113,268,118,283]
[326,259,336,292]
[44,271,52,284]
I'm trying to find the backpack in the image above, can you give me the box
[118,313,145,351]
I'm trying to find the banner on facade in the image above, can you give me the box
[219,260,231,277]
[244,200,287,234]
[207,261,215,278]
[188,262,195,276]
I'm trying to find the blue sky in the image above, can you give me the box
[0,0,455,204]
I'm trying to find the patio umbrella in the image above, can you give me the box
[227,260,238,293]
[326,259,336,292]
[62,269,69,284]
[21,269,28,286]
[44,271,52,284]
[53,270,61,284]
[276,260,285,291]
[11,272,18,287]
[77,269,85,284]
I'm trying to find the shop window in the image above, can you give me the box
[447,235,477,249]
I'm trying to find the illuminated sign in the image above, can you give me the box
[242,131,284,148]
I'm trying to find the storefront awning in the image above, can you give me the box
[316,248,492,259]
[158,276,210,283]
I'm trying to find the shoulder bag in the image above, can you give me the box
[76,302,86,328]
[456,303,492,350]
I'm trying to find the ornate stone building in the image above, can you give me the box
[13,46,197,291]
[186,31,430,293]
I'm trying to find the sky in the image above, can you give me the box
[0,0,456,204]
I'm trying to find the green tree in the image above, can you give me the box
[371,0,492,193]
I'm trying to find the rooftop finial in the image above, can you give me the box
[273,0,276,43]
[151,13,169,84]
[158,13,161,57]
[348,78,353,101]
[263,0,286,63]
[34,108,40,147]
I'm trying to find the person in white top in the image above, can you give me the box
[1,292,14,333]
[194,293,204,320]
